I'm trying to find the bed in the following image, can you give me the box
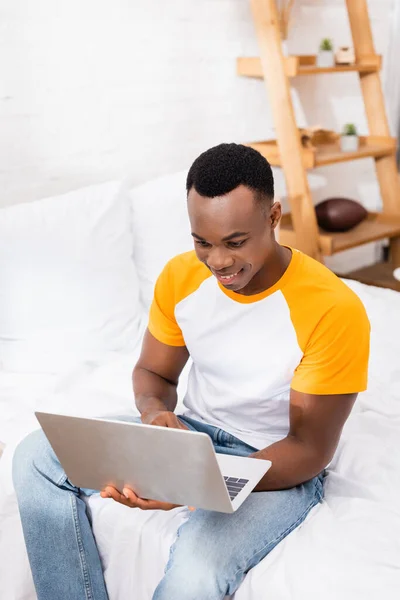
[1,173,399,600]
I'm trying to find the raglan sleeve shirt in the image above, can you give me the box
[149,251,371,398]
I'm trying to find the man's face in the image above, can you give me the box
[187,184,281,294]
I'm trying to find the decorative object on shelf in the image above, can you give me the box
[315,197,367,233]
[300,127,339,149]
[393,267,400,282]
[317,38,335,68]
[335,46,355,65]
[340,123,359,152]
[276,0,295,40]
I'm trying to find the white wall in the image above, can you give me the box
[0,0,396,269]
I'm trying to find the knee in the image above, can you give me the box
[12,429,53,491]
[154,565,218,600]
[154,547,242,600]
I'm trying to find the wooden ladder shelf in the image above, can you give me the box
[239,0,400,290]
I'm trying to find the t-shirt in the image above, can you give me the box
[148,247,370,450]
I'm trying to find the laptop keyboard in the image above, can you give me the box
[224,476,249,501]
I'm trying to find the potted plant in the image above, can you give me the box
[317,38,335,68]
[340,123,359,152]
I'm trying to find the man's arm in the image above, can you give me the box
[133,329,189,428]
[251,389,357,491]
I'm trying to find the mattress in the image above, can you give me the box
[1,280,400,599]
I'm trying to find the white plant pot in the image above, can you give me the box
[340,135,359,152]
[316,50,335,68]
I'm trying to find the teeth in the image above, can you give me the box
[220,271,239,280]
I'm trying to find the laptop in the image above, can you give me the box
[35,412,272,513]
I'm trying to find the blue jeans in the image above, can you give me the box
[13,415,325,600]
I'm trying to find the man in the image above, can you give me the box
[13,143,370,600]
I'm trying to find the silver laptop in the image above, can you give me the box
[35,412,272,513]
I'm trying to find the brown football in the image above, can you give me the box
[315,197,367,232]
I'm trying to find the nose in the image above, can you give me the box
[207,246,234,272]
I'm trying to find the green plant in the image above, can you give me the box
[342,123,358,136]
[319,38,333,52]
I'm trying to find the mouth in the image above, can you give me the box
[213,268,244,286]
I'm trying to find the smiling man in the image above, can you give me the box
[13,143,370,600]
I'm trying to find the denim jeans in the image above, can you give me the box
[13,414,324,600]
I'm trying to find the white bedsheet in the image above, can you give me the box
[1,280,400,599]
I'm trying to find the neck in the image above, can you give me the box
[238,243,292,296]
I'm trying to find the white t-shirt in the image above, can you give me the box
[148,248,370,450]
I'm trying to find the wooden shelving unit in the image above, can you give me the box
[237,54,382,78]
[248,134,396,169]
[337,262,400,292]
[279,211,400,256]
[241,0,400,289]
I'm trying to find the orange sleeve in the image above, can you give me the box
[148,260,186,347]
[148,251,211,347]
[291,293,370,395]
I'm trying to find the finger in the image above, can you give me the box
[122,487,140,504]
[188,506,196,512]
[104,486,131,506]
[100,486,116,499]
[150,413,188,431]
[132,496,161,510]
[105,486,121,501]
[135,497,180,511]
[164,415,189,430]
[133,497,153,510]
[153,417,182,430]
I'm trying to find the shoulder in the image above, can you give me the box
[287,249,367,311]
[157,251,212,306]
[149,251,211,346]
[300,251,368,316]
[283,249,370,350]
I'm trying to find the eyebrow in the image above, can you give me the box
[191,231,249,242]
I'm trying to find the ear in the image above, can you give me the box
[270,201,282,230]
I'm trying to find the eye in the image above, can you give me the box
[195,240,211,248]
[228,240,247,248]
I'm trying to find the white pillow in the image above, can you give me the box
[0,182,144,373]
[127,170,193,310]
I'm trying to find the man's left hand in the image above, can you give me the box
[100,485,195,511]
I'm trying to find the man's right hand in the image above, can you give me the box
[140,409,189,430]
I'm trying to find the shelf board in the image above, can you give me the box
[237,54,381,78]
[280,212,400,256]
[337,261,400,292]
[248,135,396,169]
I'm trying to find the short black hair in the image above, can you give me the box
[186,143,274,207]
